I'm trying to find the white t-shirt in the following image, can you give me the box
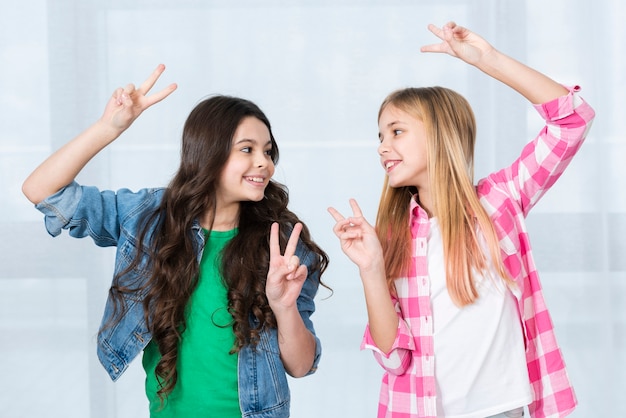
[428,218,532,418]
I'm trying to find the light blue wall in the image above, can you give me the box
[1,1,623,417]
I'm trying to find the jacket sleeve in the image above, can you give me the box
[34,180,160,247]
[295,242,323,375]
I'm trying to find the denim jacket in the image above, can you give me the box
[36,181,322,417]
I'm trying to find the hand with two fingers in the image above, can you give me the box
[327,198,385,274]
[420,21,496,67]
[101,64,178,135]
[265,222,309,311]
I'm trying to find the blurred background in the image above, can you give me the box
[0,0,624,417]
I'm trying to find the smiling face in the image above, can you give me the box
[216,116,275,212]
[377,104,429,190]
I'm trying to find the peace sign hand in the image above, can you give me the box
[100,64,178,134]
[420,22,495,67]
[266,222,309,311]
[327,199,384,273]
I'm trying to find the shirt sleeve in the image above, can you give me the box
[361,298,416,375]
[479,85,596,217]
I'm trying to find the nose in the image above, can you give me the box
[255,150,268,168]
[378,138,389,156]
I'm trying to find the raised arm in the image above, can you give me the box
[421,22,568,103]
[22,64,177,204]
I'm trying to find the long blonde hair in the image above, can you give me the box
[376,87,509,306]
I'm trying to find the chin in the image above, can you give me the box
[249,194,265,202]
[387,179,404,189]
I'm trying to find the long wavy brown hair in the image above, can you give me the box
[376,87,509,306]
[102,95,329,400]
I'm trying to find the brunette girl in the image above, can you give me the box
[23,65,328,417]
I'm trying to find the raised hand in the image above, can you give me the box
[100,64,178,134]
[265,222,309,311]
[22,64,177,204]
[329,199,398,352]
[420,22,495,66]
[421,22,567,105]
[327,199,384,273]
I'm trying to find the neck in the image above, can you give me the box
[416,187,433,218]
[201,203,240,231]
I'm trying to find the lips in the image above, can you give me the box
[245,176,264,183]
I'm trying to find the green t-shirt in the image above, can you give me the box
[143,229,241,417]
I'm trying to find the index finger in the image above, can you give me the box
[138,64,166,95]
[327,206,346,222]
[349,198,364,218]
[426,23,444,39]
[139,64,178,105]
[283,222,303,260]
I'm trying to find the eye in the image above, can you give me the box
[240,146,251,153]
[393,129,403,136]
[264,148,273,156]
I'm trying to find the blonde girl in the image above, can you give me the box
[328,22,595,418]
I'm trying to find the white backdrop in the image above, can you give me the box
[1,1,624,417]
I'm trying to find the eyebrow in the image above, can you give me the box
[386,120,406,128]
[235,138,272,146]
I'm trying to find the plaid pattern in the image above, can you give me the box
[362,87,595,418]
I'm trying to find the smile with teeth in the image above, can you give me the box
[245,176,264,183]
[385,160,400,170]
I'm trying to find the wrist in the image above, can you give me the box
[269,301,299,318]
[474,46,502,74]
[359,259,386,280]
[94,118,126,142]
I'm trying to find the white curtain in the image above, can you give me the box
[1,1,623,417]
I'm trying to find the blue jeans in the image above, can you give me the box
[487,407,524,418]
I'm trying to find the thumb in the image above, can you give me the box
[287,255,300,272]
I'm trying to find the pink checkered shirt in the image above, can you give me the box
[362,86,595,418]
